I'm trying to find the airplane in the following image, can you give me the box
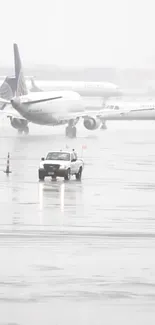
[27,79,155,110]
[97,102,155,124]
[0,75,122,101]
[29,78,122,101]
[102,100,155,112]
[0,43,102,138]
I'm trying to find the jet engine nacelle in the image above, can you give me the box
[83,117,101,130]
[10,117,28,130]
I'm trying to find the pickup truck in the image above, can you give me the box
[38,150,84,181]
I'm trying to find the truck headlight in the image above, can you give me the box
[39,162,45,169]
[59,165,67,169]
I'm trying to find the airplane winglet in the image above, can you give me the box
[0,98,10,104]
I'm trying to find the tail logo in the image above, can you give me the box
[0,81,13,100]
[17,68,28,96]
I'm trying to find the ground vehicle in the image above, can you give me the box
[38,150,84,181]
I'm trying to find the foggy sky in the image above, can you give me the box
[1,0,155,68]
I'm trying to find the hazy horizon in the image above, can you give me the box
[0,0,155,69]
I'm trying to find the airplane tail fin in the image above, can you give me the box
[13,43,28,96]
[0,76,17,110]
[30,77,43,92]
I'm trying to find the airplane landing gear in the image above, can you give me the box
[24,126,29,135]
[100,121,107,130]
[17,126,29,135]
[65,119,77,138]
[18,129,23,135]
[65,126,77,138]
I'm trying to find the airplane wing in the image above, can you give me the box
[57,110,100,121]
[0,98,10,105]
[0,97,27,120]
[97,106,155,118]
[0,107,27,120]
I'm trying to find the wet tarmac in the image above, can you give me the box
[0,120,155,324]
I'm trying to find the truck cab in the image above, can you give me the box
[38,150,84,181]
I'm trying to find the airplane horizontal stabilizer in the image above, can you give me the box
[0,98,10,104]
[22,96,62,105]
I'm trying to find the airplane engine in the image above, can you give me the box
[83,117,101,130]
[10,118,28,130]
[9,117,29,134]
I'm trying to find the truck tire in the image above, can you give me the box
[76,167,82,180]
[64,168,71,180]
[39,170,45,181]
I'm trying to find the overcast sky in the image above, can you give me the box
[0,0,154,68]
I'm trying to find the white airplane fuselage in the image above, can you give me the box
[11,90,85,125]
[28,80,122,98]
[100,105,155,121]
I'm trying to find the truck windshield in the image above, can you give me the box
[46,152,70,161]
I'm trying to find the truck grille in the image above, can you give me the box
[44,164,60,172]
